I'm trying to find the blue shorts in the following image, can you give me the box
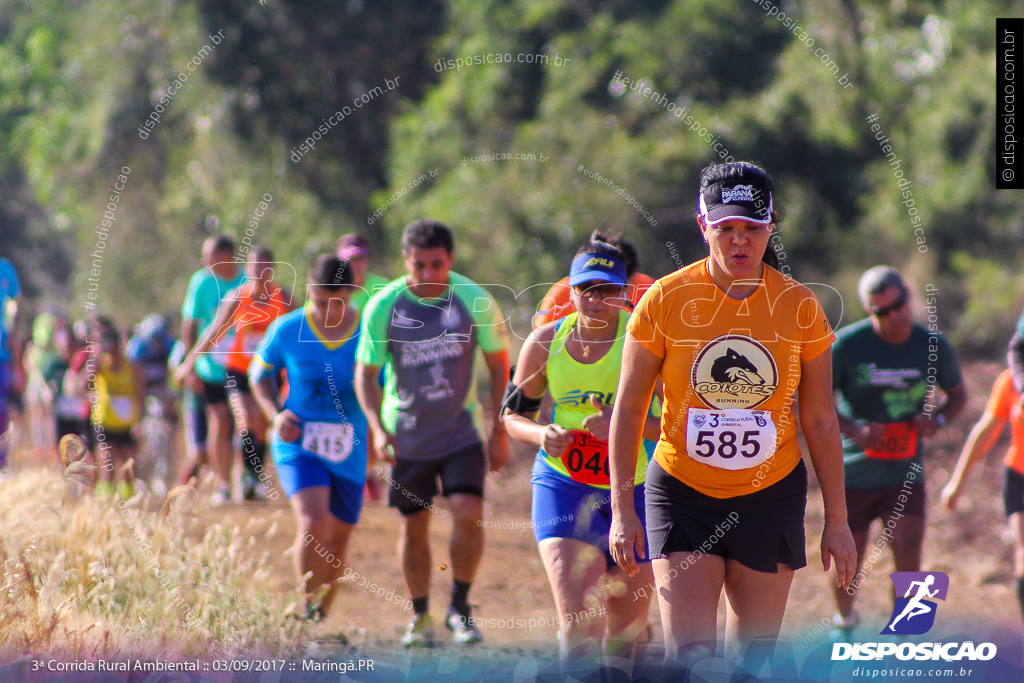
[530,456,650,568]
[276,455,364,525]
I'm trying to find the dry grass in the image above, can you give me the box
[0,442,314,660]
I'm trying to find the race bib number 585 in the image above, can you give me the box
[302,422,354,463]
[686,408,777,470]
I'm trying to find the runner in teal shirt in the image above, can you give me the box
[179,235,245,504]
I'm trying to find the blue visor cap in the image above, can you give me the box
[568,252,627,287]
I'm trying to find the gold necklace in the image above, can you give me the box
[575,319,591,358]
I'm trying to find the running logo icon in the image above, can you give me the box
[881,571,949,635]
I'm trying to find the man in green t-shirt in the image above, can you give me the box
[829,266,967,639]
[355,220,509,648]
[179,235,245,505]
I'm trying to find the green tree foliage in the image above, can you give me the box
[196,0,446,211]
[0,0,444,327]
[380,0,1024,351]
[0,0,1021,352]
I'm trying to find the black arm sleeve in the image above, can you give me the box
[500,364,543,415]
[1008,333,1024,394]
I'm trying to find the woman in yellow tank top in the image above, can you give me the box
[503,233,662,669]
[88,318,144,495]
[608,162,856,672]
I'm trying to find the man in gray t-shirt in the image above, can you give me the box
[355,219,509,647]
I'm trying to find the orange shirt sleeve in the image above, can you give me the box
[626,280,666,358]
[796,287,835,362]
[988,370,1016,420]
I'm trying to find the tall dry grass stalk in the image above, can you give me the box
[0,449,312,660]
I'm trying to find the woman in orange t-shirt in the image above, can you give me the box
[177,246,294,499]
[942,369,1024,619]
[608,161,855,667]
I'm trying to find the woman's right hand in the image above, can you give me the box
[853,422,885,452]
[540,423,573,458]
[609,507,647,577]
[274,409,302,442]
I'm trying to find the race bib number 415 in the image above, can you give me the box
[302,422,354,463]
[686,408,777,471]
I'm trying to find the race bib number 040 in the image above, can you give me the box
[561,430,610,486]
[686,408,777,471]
[302,422,354,463]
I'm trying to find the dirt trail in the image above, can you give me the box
[189,360,1022,658]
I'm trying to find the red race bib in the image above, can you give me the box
[864,422,918,460]
[561,430,610,486]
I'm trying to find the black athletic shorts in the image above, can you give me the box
[56,418,88,443]
[387,441,486,516]
[91,428,135,448]
[845,481,926,534]
[201,379,228,406]
[1005,467,1024,517]
[645,457,808,573]
[225,370,251,395]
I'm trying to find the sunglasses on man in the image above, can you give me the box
[869,292,908,318]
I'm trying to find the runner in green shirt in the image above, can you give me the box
[829,266,966,640]
[355,220,509,647]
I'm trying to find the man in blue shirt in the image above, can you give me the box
[250,254,367,620]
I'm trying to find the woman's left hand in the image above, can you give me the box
[821,519,857,589]
[581,395,612,441]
